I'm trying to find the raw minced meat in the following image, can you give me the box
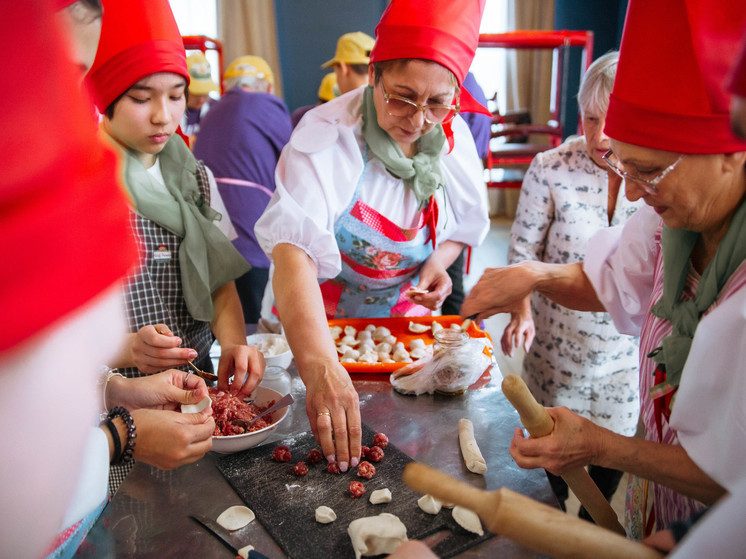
[209,387,274,436]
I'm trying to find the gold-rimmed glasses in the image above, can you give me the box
[380,79,460,125]
[602,149,685,195]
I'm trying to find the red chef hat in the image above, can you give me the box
[85,0,188,112]
[605,0,746,154]
[728,34,746,99]
[370,0,490,118]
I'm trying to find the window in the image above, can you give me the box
[169,0,220,87]
[471,0,510,115]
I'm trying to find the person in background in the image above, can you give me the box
[193,56,293,324]
[441,70,492,315]
[255,0,491,474]
[0,2,137,558]
[181,51,219,142]
[462,0,746,540]
[291,72,338,128]
[503,51,642,518]
[86,0,264,493]
[322,31,375,95]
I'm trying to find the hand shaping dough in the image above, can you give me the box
[452,506,484,536]
[458,418,487,474]
[417,494,443,515]
[347,513,408,559]
[369,488,392,504]
[180,395,211,414]
[315,506,337,524]
[216,505,255,531]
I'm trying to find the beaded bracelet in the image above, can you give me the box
[102,418,121,465]
[107,406,137,465]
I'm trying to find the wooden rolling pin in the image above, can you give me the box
[402,462,662,559]
[501,374,626,535]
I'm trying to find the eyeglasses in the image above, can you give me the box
[602,149,685,195]
[380,80,460,125]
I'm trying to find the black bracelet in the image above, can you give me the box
[102,419,121,465]
[107,406,137,465]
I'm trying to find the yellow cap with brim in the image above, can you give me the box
[321,31,375,68]
[224,55,274,86]
[318,73,337,102]
[186,52,219,96]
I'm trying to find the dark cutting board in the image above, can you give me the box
[217,424,493,559]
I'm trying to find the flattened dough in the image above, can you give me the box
[452,506,484,536]
[237,544,255,559]
[458,418,487,474]
[417,494,443,515]
[216,505,255,531]
[181,395,211,414]
[315,505,337,524]
[347,513,408,559]
[369,488,392,505]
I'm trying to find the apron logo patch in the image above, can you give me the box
[153,245,171,262]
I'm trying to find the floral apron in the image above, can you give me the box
[319,150,436,319]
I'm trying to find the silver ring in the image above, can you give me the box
[183,370,193,388]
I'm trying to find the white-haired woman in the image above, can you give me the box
[501,51,644,516]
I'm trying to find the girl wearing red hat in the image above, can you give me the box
[463,0,746,544]
[85,0,264,491]
[255,0,490,471]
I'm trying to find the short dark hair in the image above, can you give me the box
[349,63,369,76]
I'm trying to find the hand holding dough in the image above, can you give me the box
[348,513,408,559]
[458,418,487,474]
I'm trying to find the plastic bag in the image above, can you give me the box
[390,337,494,395]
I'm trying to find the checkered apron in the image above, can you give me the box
[110,161,215,494]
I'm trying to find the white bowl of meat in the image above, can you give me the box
[209,385,290,454]
[245,333,293,369]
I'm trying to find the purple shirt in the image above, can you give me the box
[193,88,292,267]
[461,72,491,160]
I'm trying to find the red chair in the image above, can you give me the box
[182,35,225,93]
[479,31,594,189]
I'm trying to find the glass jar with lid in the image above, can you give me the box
[259,365,292,396]
[432,328,470,395]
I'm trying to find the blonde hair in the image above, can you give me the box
[578,51,618,116]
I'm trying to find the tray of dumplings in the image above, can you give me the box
[328,315,493,374]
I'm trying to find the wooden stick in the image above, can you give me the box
[403,463,662,559]
[501,374,626,535]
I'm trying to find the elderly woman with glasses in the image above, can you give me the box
[501,51,645,520]
[462,0,746,542]
[254,0,490,472]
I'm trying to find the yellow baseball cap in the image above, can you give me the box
[224,55,274,86]
[186,52,219,96]
[321,31,375,68]
[318,73,338,102]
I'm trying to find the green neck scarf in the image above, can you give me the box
[361,85,446,204]
[650,197,746,391]
[121,135,250,322]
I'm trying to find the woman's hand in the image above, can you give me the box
[509,407,607,476]
[107,369,210,411]
[119,324,197,374]
[407,266,452,311]
[461,264,538,322]
[500,295,535,357]
[217,343,265,396]
[304,359,362,473]
[130,407,214,469]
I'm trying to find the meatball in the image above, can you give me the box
[272,445,291,462]
[307,448,323,464]
[349,480,366,498]
[366,445,385,463]
[357,460,376,479]
[373,433,389,449]
[293,462,309,476]
[327,462,341,474]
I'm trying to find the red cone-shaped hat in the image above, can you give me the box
[85,0,188,112]
[728,34,746,98]
[370,0,490,117]
[606,0,746,153]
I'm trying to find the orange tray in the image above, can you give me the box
[329,315,493,376]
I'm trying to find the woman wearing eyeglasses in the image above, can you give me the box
[254,0,490,472]
[462,0,746,545]
[502,51,645,520]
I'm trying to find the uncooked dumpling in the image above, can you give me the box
[216,505,255,531]
[369,488,392,504]
[452,506,484,535]
[417,494,442,515]
[348,513,408,559]
[315,506,337,524]
[408,321,430,333]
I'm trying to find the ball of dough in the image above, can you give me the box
[315,506,337,524]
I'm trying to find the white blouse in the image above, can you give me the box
[255,87,490,280]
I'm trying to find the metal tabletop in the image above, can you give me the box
[76,369,556,558]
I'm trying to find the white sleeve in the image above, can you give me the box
[205,165,238,241]
[508,152,552,264]
[438,116,490,248]
[583,205,660,336]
